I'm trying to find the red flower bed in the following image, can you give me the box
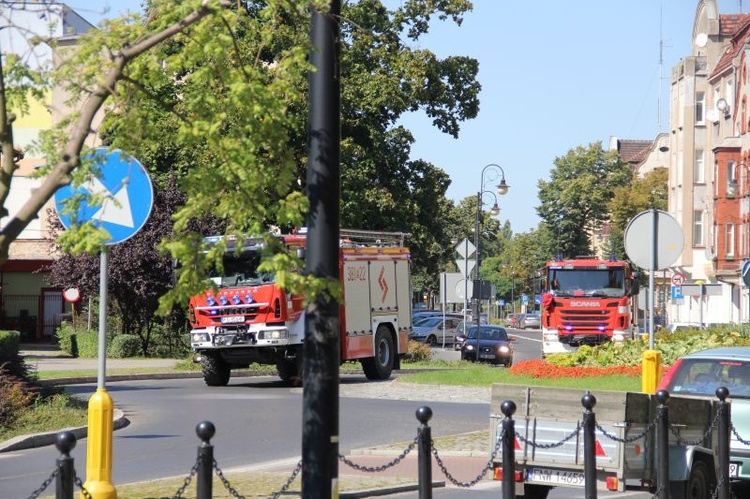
[509,359,641,378]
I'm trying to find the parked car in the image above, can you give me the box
[519,311,541,330]
[412,311,461,326]
[409,316,463,346]
[657,347,750,486]
[460,325,515,366]
[453,318,488,351]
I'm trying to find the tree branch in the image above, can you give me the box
[0,0,232,262]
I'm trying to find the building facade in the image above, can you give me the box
[668,0,750,326]
[0,2,96,340]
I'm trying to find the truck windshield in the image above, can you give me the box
[547,268,625,298]
[210,250,274,287]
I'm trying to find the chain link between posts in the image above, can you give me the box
[26,463,91,499]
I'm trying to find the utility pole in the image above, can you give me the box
[303,2,341,497]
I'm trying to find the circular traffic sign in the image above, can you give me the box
[54,148,153,245]
[671,272,684,286]
[63,288,81,303]
[624,209,684,270]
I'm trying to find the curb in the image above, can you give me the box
[0,409,130,453]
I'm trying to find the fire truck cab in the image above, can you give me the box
[540,256,637,357]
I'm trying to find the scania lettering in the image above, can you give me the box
[540,256,637,357]
[188,229,412,386]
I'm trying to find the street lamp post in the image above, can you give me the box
[474,164,509,339]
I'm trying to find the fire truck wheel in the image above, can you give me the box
[202,353,231,386]
[519,484,550,499]
[361,326,395,380]
[277,357,303,387]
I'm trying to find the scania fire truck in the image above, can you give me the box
[540,256,637,357]
[188,229,412,386]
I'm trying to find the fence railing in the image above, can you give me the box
[28,387,744,499]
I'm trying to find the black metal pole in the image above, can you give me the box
[656,390,670,499]
[501,400,517,499]
[55,431,76,499]
[716,387,730,499]
[303,2,341,498]
[196,421,215,499]
[416,406,433,499]
[474,191,481,345]
[582,393,598,499]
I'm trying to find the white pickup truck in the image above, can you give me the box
[490,385,722,499]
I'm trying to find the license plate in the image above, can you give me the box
[527,467,585,487]
[730,462,741,477]
[220,315,245,324]
[479,353,496,359]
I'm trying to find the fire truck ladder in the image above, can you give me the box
[339,229,411,247]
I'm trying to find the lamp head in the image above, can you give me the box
[490,203,500,216]
[717,98,729,114]
[496,179,509,195]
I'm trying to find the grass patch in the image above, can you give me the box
[75,469,414,499]
[399,362,641,392]
[0,391,88,442]
[37,367,185,380]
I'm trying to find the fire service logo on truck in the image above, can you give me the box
[378,267,389,303]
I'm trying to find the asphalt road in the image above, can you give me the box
[0,375,490,498]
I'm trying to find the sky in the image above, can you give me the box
[64,0,746,233]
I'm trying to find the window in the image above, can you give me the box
[728,160,738,183]
[694,210,704,246]
[694,150,705,183]
[727,160,738,198]
[696,92,706,123]
[726,223,735,257]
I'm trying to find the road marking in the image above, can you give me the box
[508,334,542,344]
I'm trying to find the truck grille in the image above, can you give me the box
[559,309,611,329]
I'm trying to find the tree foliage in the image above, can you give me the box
[536,142,631,258]
[605,167,668,259]
[1,0,237,264]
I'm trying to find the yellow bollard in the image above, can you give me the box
[641,350,662,394]
[83,388,117,499]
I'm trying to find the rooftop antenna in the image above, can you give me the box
[658,0,664,133]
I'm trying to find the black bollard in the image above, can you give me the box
[656,390,670,499]
[582,392,598,499]
[55,431,76,499]
[196,421,216,499]
[501,400,517,499]
[716,387,730,499]
[416,406,433,499]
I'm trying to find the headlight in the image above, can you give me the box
[258,330,289,340]
[498,345,510,353]
[465,344,474,351]
[192,333,209,342]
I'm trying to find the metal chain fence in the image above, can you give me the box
[29,396,750,499]
[339,436,418,473]
[430,428,504,488]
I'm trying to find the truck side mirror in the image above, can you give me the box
[631,273,640,296]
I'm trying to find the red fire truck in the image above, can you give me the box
[187,229,412,386]
[540,256,637,357]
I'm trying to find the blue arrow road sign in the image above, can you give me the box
[743,260,750,287]
[54,148,153,245]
